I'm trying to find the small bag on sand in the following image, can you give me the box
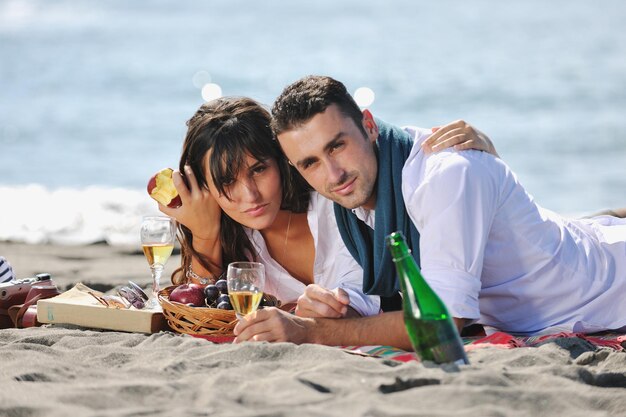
[1,274,61,329]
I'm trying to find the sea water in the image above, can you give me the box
[1,0,625,245]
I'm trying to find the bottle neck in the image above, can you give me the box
[390,252,412,263]
[387,238,412,261]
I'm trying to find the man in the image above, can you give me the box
[234,75,626,348]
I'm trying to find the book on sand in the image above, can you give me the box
[37,283,166,333]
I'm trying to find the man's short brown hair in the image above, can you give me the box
[271,75,366,137]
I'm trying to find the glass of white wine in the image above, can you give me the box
[226,262,265,320]
[140,216,176,309]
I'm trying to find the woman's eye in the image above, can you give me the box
[252,165,267,175]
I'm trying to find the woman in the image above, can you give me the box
[159,97,497,319]
[160,97,377,317]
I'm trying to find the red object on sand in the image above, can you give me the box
[192,334,235,344]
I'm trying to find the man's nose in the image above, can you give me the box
[325,159,346,185]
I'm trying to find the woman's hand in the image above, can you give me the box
[159,166,222,240]
[421,120,500,158]
[295,284,350,318]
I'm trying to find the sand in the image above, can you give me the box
[0,242,182,292]
[1,242,626,417]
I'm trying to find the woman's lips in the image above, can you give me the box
[245,204,268,217]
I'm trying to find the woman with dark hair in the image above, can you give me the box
[160,97,380,318]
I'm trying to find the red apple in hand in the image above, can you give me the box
[147,168,182,208]
[169,283,205,307]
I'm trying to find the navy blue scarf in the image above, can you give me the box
[334,119,421,298]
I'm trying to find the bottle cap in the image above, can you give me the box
[386,231,413,261]
[385,231,406,247]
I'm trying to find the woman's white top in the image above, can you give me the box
[246,192,380,317]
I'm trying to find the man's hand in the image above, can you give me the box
[233,307,312,343]
[421,120,500,158]
[235,309,413,350]
[295,285,350,318]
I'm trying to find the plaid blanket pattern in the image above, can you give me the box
[342,331,626,363]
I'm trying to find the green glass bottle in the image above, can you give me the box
[385,231,469,365]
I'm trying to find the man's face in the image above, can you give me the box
[277,104,379,210]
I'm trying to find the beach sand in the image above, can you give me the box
[0,242,182,292]
[1,242,626,416]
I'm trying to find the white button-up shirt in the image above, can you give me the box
[247,192,380,317]
[402,126,626,335]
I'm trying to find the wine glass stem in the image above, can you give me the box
[150,264,164,302]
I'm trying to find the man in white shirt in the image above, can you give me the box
[234,75,626,347]
[401,127,626,335]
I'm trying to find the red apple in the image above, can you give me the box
[147,168,182,208]
[169,283,205,307]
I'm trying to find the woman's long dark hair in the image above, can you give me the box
[171,97,311,284]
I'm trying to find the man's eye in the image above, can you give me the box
[330,142,344,152]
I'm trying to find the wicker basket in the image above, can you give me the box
[158,286,237,336]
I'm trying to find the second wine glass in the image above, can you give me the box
[226,262,265,319]
[140,216,176,309]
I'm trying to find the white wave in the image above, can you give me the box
[0,185,163,246]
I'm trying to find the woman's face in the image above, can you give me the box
[206,152,283,231]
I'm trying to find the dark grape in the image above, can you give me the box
[204,284,219,303]
[217,301,232,310]
[216,294,230,305]
[215,279,228,294]
[260,294,278,307]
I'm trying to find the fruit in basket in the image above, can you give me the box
[215,294,233,309]
[216,294,230,305]
[204,284,219,304]
[147,168,182,208]
[215,279,228,294]
[259,293,280,307]
[169,283,205,306]
[196,280,234,310]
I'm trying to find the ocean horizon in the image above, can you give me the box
[1,0,625,246]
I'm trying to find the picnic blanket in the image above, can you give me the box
[193,331,626,363]
[341,331,626,362]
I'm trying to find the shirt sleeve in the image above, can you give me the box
[402,125,432,143]
[332,246,381,317]
[311,194,381,317]
[404,151,498,320]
